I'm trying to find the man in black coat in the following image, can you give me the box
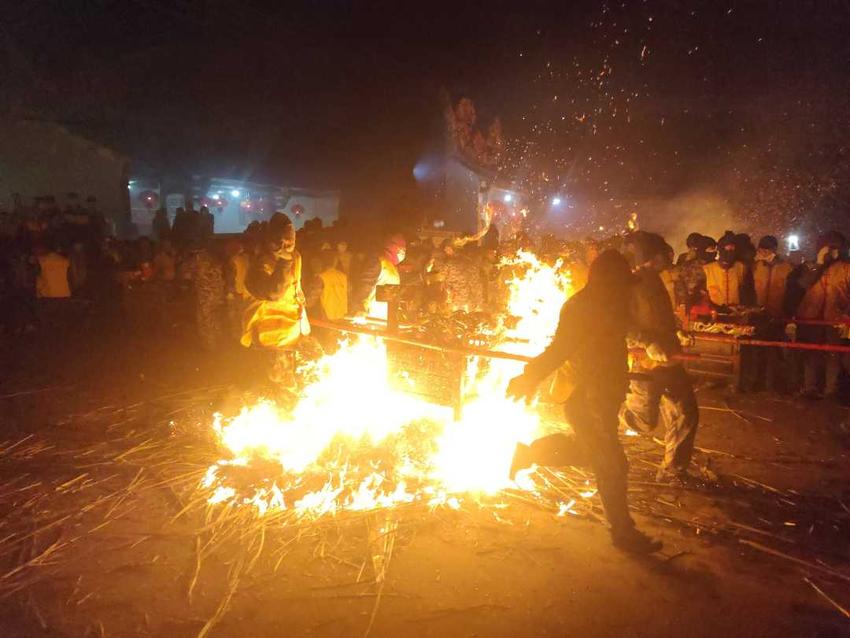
[507,250,662,554]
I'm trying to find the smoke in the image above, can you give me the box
[636,190,749,254]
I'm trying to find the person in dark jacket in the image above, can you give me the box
[675,234,714,312]
[507,250,662,554]
[620,232,699,484]
[349,234,406,318]
[676,232,704,266]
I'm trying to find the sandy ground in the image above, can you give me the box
[0,321,848,638]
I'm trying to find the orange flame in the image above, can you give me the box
[204,250,574,518]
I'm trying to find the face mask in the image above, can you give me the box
[756,249,776,263]
[718,247,736,268]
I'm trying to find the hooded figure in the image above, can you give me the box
[716,232,738,269]
[794,231,850,397]
[676,232,704,265]
[696,235,717,264]
[742,235,795,392]
[507,250,662,554]
[242,213,307,350]
[734,233,756,265]
[703,232,754,308]
[674,235,713,311]
[753,235,792,318]
[796,231,850,322]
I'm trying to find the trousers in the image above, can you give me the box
[619,364,699,475]
[565,388,634,534]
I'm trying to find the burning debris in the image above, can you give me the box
[201,250,575,520]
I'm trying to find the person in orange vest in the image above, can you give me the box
[795,232,850,398]
[703,232,755,309]
[242,213,308,388]
[34,239,72,331]
[305,249,349,352]
[307,249,349,321]
[35,242,71,300]
[753,236,792,318]
[742,235,795,392]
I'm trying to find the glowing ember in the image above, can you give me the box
[203,250,574,519]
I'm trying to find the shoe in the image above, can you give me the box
[655,467,703,487]
[611,528,663,554]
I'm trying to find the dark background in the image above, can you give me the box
[3,0,850,234]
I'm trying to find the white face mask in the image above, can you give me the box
[756,248,776,263]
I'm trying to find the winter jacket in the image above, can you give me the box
[675,258,708,309]
[311,267,349,321]
[753,258,792,318]
[628,268,682,368]
[524,287,629,402]
[796,260,850,321]
[241,250,306,348]
[703,260,754,307]
[350,255,400,315]
[36,252,71,299]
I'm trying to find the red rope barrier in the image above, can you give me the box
[310,318,850,366]
[687,333,850,354]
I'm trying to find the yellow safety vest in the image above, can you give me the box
[241,252,307,349]
[36,253,71,299]
[704,261,745,306]
[318,268,348,320]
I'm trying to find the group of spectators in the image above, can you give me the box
[3,199,850,399]
[645,229,850,399]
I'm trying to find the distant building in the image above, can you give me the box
[129,175,339,235]
[0,118,131,229]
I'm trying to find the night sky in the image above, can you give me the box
[5,0,850,234]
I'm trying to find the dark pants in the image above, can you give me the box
[619,364,699,476]
[799,325,846,396]
[565,388,634,534]
[743,322,787,393]
[3,290,36,334]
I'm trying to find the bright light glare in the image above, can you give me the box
[552,197,562,206]
[231,189,241,198]
[786,234,800,251]
[503,193,513,203]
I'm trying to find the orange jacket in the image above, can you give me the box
[36,252,71,299]
[704,261,746,306]
[753,259,792,318]
[796,261,850,321]
[317,267,348,320]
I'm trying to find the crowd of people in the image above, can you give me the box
[3,202,850,400]
[4,201,850,554]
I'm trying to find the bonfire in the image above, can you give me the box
[203,250,576,519]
